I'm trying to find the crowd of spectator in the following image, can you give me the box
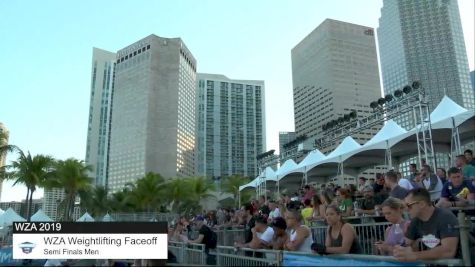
[168,150,475,263]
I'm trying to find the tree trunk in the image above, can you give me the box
[68,194,75,221]
[24,189,30,221]
[29,189,35,221]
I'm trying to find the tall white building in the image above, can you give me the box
[196,74,265,179]
[292,19,382,154]
[85,48,116,187]
[107,35,197,192]
[378,0,474,129]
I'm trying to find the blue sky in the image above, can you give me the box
[1,0,474,202]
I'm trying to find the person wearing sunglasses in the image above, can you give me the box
[393,188,459,262]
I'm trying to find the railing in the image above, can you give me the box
[110,212,178,222]
[216,246,281,266]
[168,241,206,265]
[215,227,246,246]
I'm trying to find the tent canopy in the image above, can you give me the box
[276,159,298,181]
[239,176,261,192]
[77,212,95,222]
[102,213,114,222]
[430,96,468,126]
[260,167,277,182]
[293,149,326,173]
[0,208,26,226]
[30,209,53,222]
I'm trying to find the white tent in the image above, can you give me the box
[76,212,95,222]
[30,209,53,222]
[293,149,326,173]
[260,167,277,182]
[239,176,261,192]
[276,159,299,182]
[0,208,26,226]
[102,213,114,222]
[430,96,468,128]
[0,209,4,216]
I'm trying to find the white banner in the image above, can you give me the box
[13,234,168,259]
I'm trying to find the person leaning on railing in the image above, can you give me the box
[436,167,475,208]
[284,209,313,253]
[311,205,362,255]
[234,215,274,249]
[270,217,289,250]
[393,188,459,262]
[374,197,410,255]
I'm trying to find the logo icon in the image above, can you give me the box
[18,242,36,254]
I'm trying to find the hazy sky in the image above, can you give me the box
[1,0,474,202]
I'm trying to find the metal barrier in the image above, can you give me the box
[310,222,391,255]
[284,251,464,267]
[216,246,281,266]
[168,241,206,265]
[215,227,246,246]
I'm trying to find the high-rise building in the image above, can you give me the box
[292,19,382,154]
[196,73,265,179]
[85,48,116,187]
[378,0,474,129]
[471,71,475,91]
[0,122,9,200]
[279,132,296,154]
[107,35,197,192]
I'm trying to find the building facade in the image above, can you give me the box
[0,123,8,200]
[292,19,382,154]
[196,74,265,179]
[107,35,197,192]
[378,0,474,129]
[85,48,116,187]
[471,71,475,91]
[279,132,296,154]
[0,199,42,218]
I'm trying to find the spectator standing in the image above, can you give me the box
[336,188,353,217]
[270,217,288,250]
[235,215,274,249]
[375,198,410,255]
[436,167,475,208]
[188,215,217,265]
[373,174,389,204]
[394,188,459,262]
[399,164,421,190]
[268,200,281,222]
[309,195,326,222]
[311,205,362,255]
[284,209,313,253]
[455,154,475,181]
[357,177,368,196]
[301,199,313,226]
[436,168,448,185]
[385,171,409,200]
[356,186,377,215]
[420,165,443,202]
[302,185,316,203]
[465,149,475,167]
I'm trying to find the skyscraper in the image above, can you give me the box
[85,48,116,187]
[279,132,296,154]
[107,35,197,192]
[0,122,9,200]
[196,73,265,179]
[292,19,382,154]
[378,0,474,129]
[471,71,475,91]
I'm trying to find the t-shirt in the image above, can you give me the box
[441,180,475,201]
[269,208,281,220]
[468,159,475,167]
[398,178,414,191]
[338,198,353,214]
[406,207,459,250]
[462,164,475,180]
[256,226,274,246]
[244,217,256,243]
[198,225,214,249]
[422,175,443,201]
[301,207,313,226]
[390,185,409,200]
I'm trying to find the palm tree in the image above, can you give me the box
[163,178,192,213]
[126,172,165,212]
[109,188,134,212]
[1,150,55,220]
[49,158,93,221]
[0,127,19,156]
[221,175,250,208]
[79,186,110,217]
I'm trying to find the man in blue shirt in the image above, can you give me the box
[436,167,475,208]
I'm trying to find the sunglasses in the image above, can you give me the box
[406,201,419,208]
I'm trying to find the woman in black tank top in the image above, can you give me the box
[311,205,362,254]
